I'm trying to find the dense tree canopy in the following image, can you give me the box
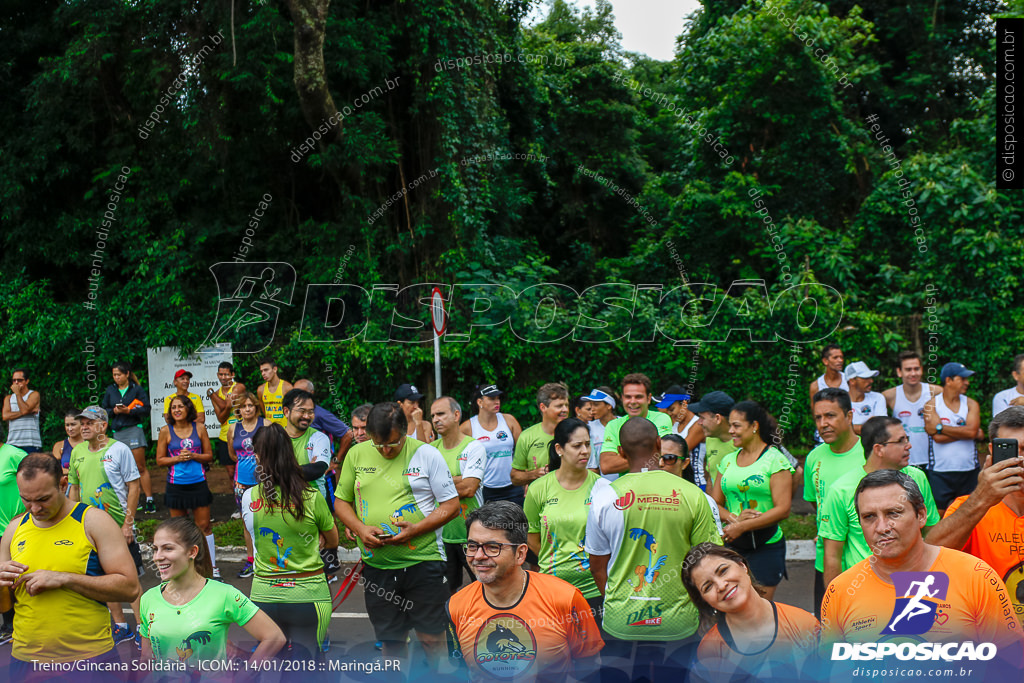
[1,0,1020,449]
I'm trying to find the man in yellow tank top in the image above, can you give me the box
[257,358,292,427]
[0,453,140,672]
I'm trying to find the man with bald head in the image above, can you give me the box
[586,417,722,680]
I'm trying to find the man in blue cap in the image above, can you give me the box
[923,362,982,514]
[655,385,707,488]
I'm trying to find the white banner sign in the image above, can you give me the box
[146,344,232,439]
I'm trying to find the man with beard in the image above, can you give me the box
[282,389,333,499]
[446,502,603,681]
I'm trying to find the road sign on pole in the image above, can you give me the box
[431,287,446,395]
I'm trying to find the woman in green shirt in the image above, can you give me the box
[524,417,602,616]
[140,517,285,667]
[241,424,339,659]
[710,400,793,600]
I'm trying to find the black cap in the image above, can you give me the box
[477,384,503,398]
[688,391,735,416]
[394,383,424,401]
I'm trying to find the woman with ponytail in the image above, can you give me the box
[102,361,155,512]
[523,417,603,617]
[710,400,794,599]
[139,517,285,665]
[241,424,338,659]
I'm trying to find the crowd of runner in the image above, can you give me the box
[0,347,1023,681]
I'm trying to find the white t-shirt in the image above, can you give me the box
[851,391,887,426]
[993,387,1024,416]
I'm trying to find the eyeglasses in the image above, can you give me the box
[462,541,522,557]
[371,439,404,450]
[881,436,911,446]
[660,455,679,462]
[11,378,25,383]
[291,408,315,417]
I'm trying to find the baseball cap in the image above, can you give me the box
[688,391,735,416]
[655,385,691,409]
[394,383,424,401]
[940,362,975,382]
[477,384,504,398]
[844,361,879,380]
[580,389,615,408]
[77,405,108,422]
[174,369,193,380]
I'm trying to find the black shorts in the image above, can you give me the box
[482,484,524,507]
[361,560,448,642]
[164,480,213,510]
[733,538,787,587]
[213,438,233,466]
[128,539,145,577]
[252,599,331,659]
[444,542,474,593]
[814,569,825,620]
[927,469,978,510]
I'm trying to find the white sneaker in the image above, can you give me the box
[212,567,222,580]
[230,511,242,520]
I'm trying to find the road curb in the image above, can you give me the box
[787,539,815,561]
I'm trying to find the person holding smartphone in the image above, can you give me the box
[102,362,155,513]
[926,405,1024,627]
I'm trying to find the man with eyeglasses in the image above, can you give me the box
[927,406,1024,627]
[334,402,459,671]
[819,416,939,588]
[446,501,604,681]
[282,388,332,499]
[3,368,41,453]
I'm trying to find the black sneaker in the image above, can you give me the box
[144,500,157,514]
[0,624,12,646]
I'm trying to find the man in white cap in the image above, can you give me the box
[924,362,982,514]
[845,361,887,435]
[581,388,617,480]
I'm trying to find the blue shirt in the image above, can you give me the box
[311,405,349,445]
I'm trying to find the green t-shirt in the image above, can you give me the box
[704,436,733,487]
[819,465,939,571]
[67,439,139,526]
[0,444,28,530]
[432,435,486,544]
[139,578,258,663]
[524,470,601,599]
[512,422,554,472]
[600,411,674,455]
[243,485,335,575]
[585,471,722,640]
[337,439,458,569]
[717,446,795,545]
[804,439,865,571]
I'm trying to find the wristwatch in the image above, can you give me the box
[935,423,943,434]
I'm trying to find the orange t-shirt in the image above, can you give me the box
[945,495,1024,627]
[695,601,820,680]
[446,571,604,681]
[821,547,1021,646]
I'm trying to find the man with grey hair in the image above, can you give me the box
[927,406,1024,627]
[446,501,604,680]
[431,395,485,594]
[822,470,1020,661]
[350,403,372,444]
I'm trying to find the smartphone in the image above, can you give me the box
[992,438,1019,465]
[374,533,394,540]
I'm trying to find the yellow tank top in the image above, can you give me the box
[10,503,114,662]
[217,382,238,441]
[262,380,287,427]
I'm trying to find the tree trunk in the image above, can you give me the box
[286,0,341,143]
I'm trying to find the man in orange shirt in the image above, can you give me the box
[446,501,603,681]
[927,406,1024,627]
[822,470,1021,675]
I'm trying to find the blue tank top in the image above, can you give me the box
[233,418,265,486]
[167,423,205,485]
[60,439,74,470]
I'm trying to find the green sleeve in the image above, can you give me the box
[818,486,849,542]
[909,468,940,526]
[689,491,723,546]
[600,420,621,455]
[803,451,817,503]
[337,448,355,501]
[225,585,260,626]
[67,452,81,487]
[524,479,542,533]
[512,431,531,470]
[768,448,796,475]
[312,491,335,532]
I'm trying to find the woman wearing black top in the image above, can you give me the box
[102,361,155,513]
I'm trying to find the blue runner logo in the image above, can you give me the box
[883,572,949,635]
